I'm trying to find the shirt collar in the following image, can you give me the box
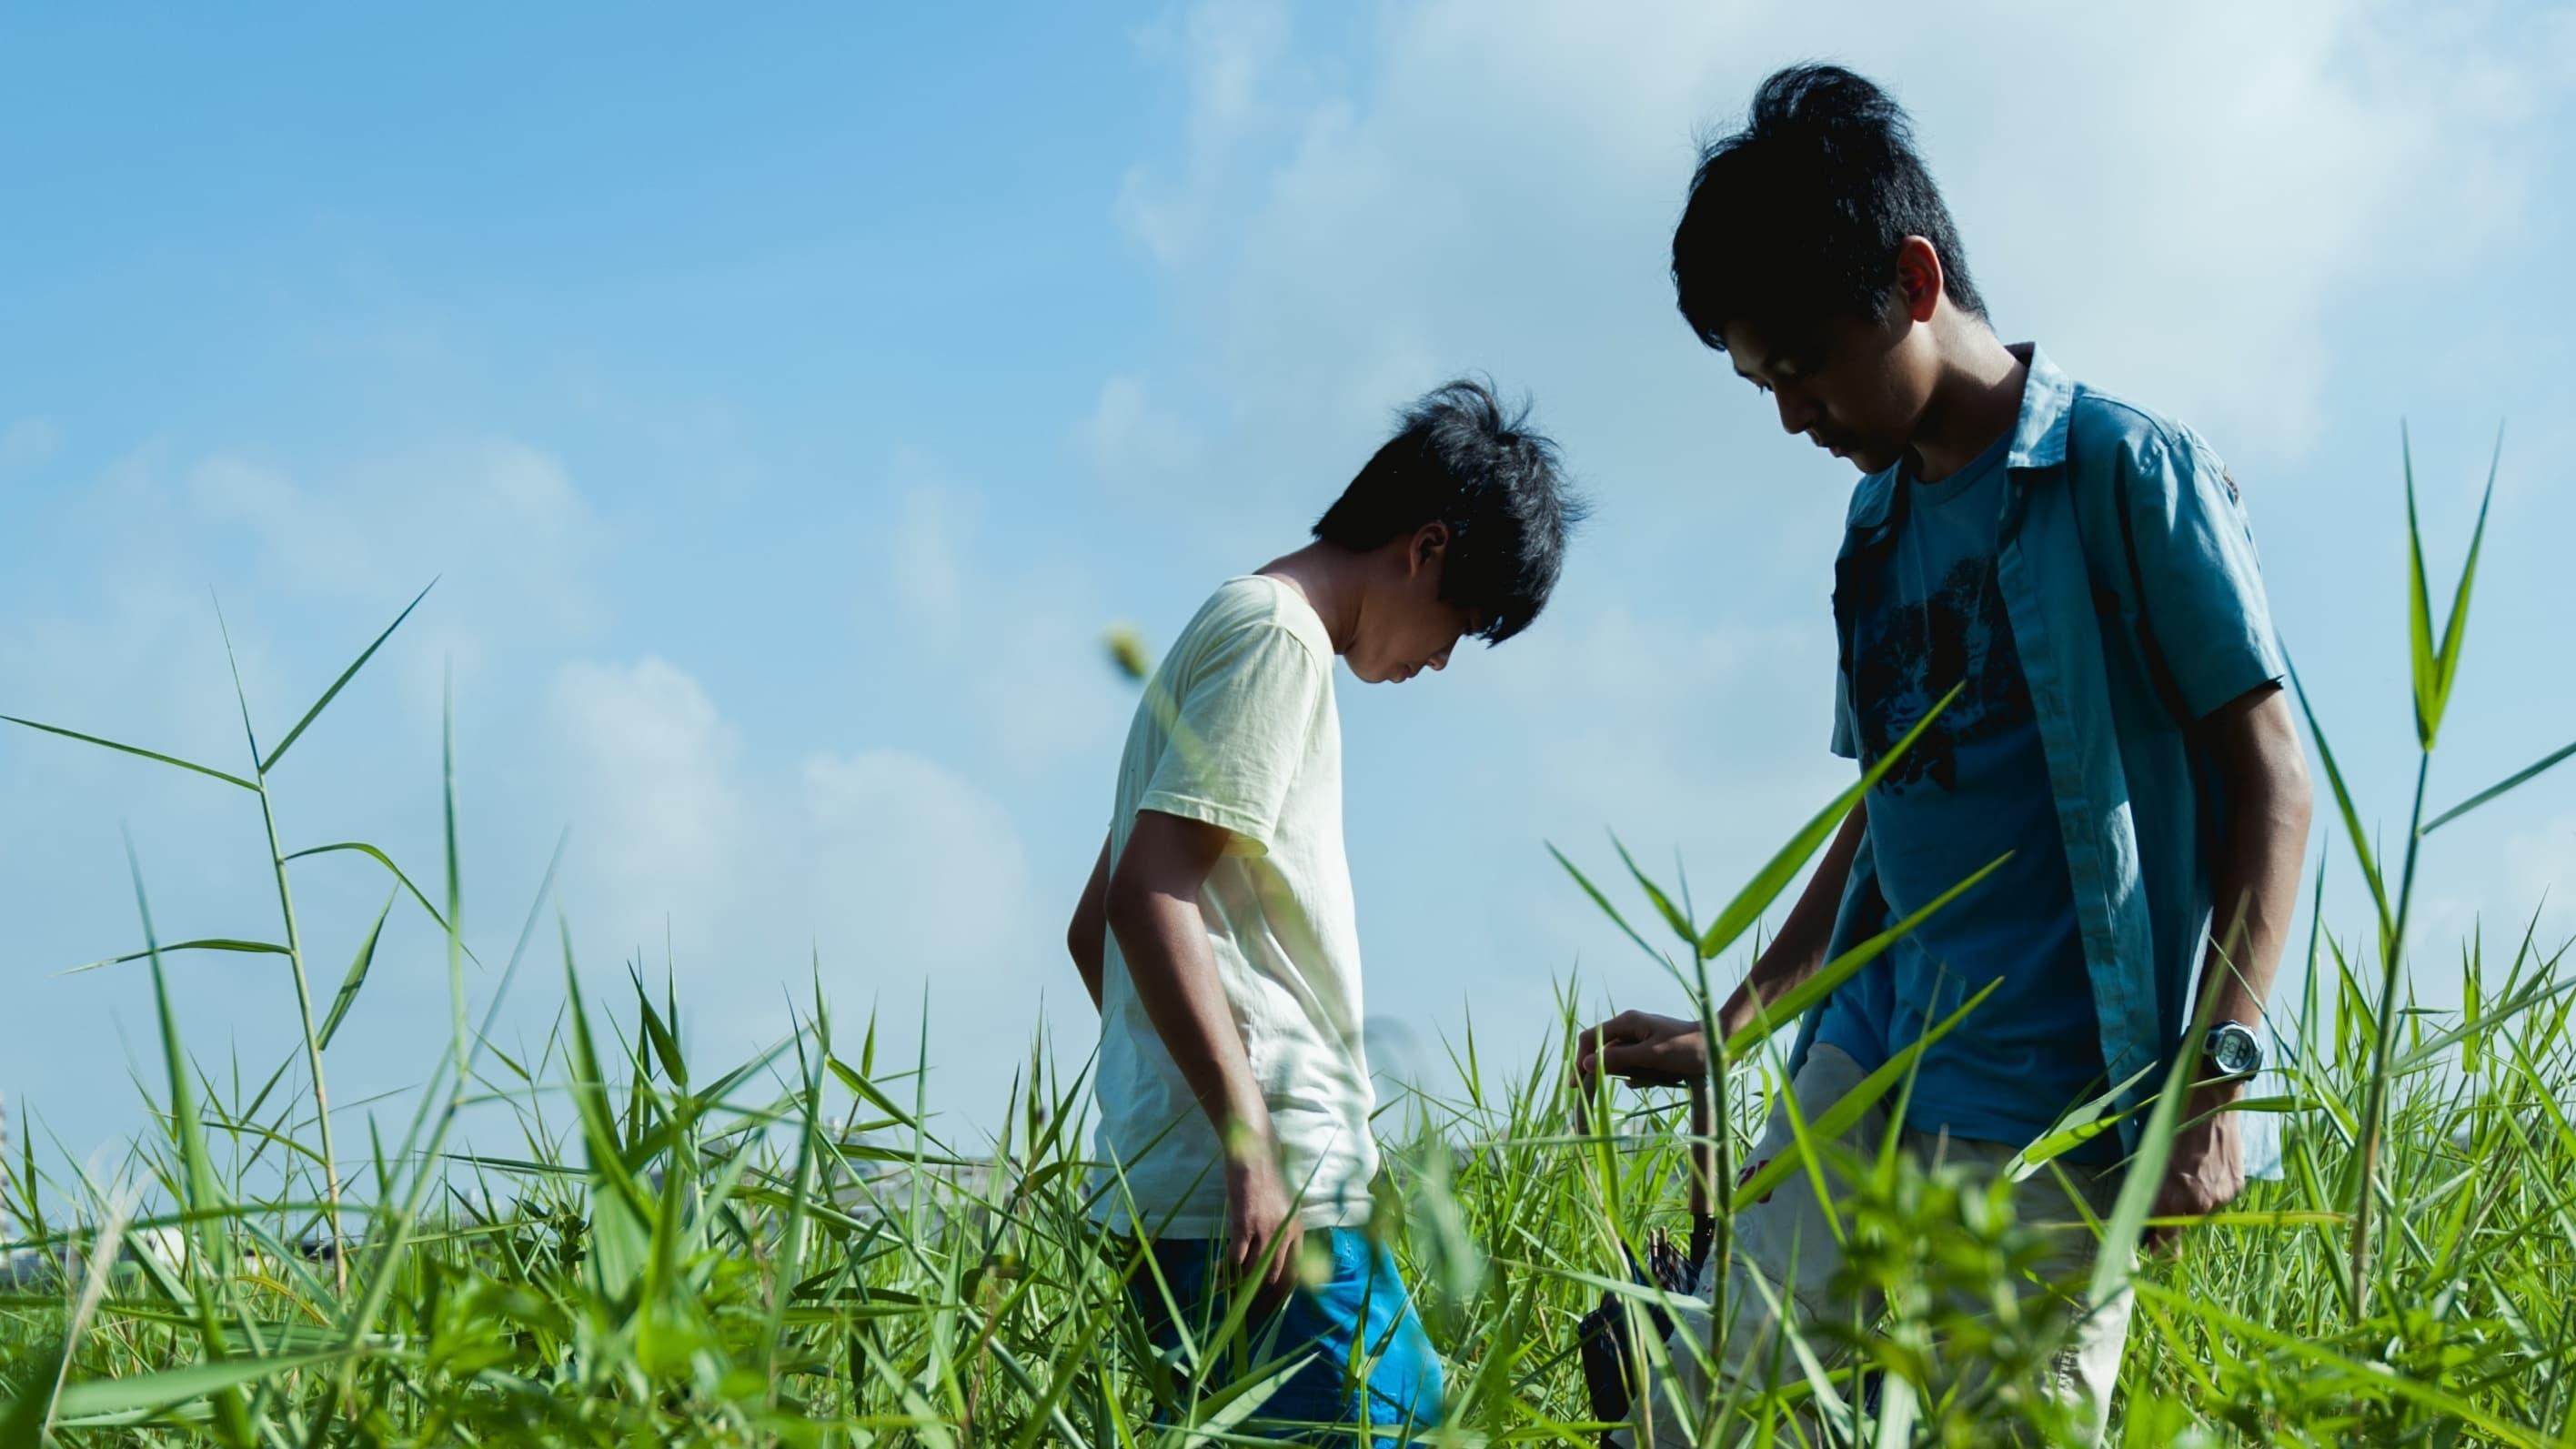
[1846,343,2069,540]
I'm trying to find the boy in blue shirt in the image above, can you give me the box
[1579,65,2315,1440]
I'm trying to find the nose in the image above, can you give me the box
[1774,389,1819,438]
[1428,648,1452,672]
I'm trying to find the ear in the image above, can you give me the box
[1893,236,1945,324]
[1410,521,1450,576]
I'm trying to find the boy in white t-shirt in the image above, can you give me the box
[1066,379,1584,1435]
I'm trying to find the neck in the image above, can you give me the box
[1909,321,2026,484]
[1258,543,1364,655]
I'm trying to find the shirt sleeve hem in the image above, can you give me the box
[1135,791,1275,854]
[2179,654,2288,725]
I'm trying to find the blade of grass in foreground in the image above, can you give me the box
[2088,920,2240,1312]
[1721,851,2010,1063]
[257,579,435,775]
[123,833,256,1447]
[56,939,290,976]
[49,1347,352,1426]
[316,889,397,1048]
[2421,734,2576,836]
[1696,682,1963,962]
[0,716,257,791]
[2288,659,2394,951]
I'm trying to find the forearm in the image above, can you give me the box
[1107,889,1273,1143]
[1720,802,1868,1039]
[2194,785,2309,1043]
[2193,709,2314,1035]
[2187,690,2314,1114]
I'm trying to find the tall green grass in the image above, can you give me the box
[3,452,2573,1444]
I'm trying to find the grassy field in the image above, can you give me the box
[3,456,2574,1444]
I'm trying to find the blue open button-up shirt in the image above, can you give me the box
[1793,345,2289,1172]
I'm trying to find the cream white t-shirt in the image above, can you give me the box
[1091,575,1377,1235]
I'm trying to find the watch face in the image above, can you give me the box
[2209,1026,2259,1076]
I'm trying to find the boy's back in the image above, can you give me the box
[1092,574,1375,1234]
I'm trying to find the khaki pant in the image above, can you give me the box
[1618,1044,2134,1446]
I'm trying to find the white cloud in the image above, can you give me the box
[864,477,1135,774]
[546,657,749,944]
[179,439,606,719]
[1115,0,1300,264]
[532,651,1060,1122]
[801,748,1032,989]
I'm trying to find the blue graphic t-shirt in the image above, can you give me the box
[1816,430,2113,1162]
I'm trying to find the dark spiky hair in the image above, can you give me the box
[1312,378,1585,645]
[1672,64,1985,348]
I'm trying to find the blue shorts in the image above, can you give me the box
[1120,1227,1444,1439]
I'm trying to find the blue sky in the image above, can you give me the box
[5,2,2573,1168]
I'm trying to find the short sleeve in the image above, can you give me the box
[2123,430,2287,721]
[1138,622,1328,852]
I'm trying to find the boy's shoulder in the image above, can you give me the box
[2061,380,2233,498]
[1175,575,1333,669]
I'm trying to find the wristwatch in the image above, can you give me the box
[2201,1020,2264,1081]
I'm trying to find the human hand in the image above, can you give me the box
[1223,1148,1304,1317]
[2145,1089,2246,1253]
[1572,1010,1713,1089]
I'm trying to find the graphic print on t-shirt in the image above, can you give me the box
[1849,552,2036,795]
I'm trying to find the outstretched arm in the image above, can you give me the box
[1575,800,1869,1085]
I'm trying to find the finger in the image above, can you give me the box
[1266,1225,1303,1310]
[1595,1041,1672,1085]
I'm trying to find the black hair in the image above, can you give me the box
[1312,378,1585,645]
[1671,64,1985,348]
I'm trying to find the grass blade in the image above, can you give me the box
[0,717,256,791]
[1612,834,1696,947]
[2405,428,2440,748]
[1698,682,1960,961]
[2287,659,2393,939]
[2426,432,2499,744]
[1720,850,2010,1062]
[121,834,254,1446]
[317,889,397,1048]
[2422,735,2576,836]
[1546,842,1663,966]
[258,579,435,776]
[52,1347,349,1422]
[57,939,290,976]
[1731,976,2003,1210]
